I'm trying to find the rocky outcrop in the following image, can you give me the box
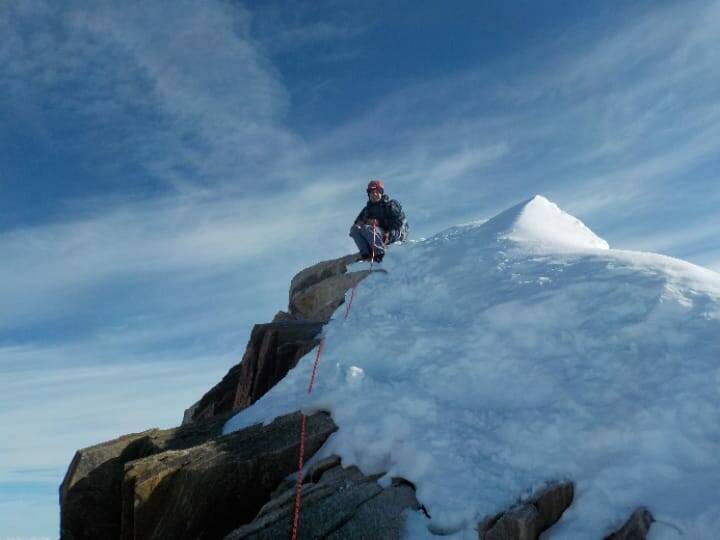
[288,253,369,321]
[60,254,382,539]
[478,481,574,540]
[185,321,324,424]
[60,413,231,540]
[184,253,371,425]
[121,412,337,540]
[604,507,654,540]
[65,253,657,540]
[60,411,335,540]
[224,456,420,540]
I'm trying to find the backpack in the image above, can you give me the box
[387,200,409,242]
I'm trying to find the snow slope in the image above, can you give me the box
[225,195,720,539]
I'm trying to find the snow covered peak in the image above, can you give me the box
[482,195,609,250]
[226,197,720,539]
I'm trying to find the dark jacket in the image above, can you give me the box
[355,194,407,241]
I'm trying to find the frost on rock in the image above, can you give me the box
[224,196,720,539]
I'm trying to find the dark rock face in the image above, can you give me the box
[479,481,574,540]
[184,253,371,426]
[532,482,574,529]
[186,321,325,424]
[60,413,231,540]
[60,254,379,539]
[121,412,337,540]
[224,456,420,540]
[231,322,324,412]
[604,507,654,540]
[60,411,335,540]
[60,431,150,540]
[288,253,369,321]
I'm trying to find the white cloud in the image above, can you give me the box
[0,343,235,481]
[615,218,720,254]
[417,144,509,187]
[267,20,367,52]
[0,0,302,190]
[0,181,363,331]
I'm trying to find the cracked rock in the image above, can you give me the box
[224,457,419,540]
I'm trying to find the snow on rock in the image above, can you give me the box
[224,196,720,539]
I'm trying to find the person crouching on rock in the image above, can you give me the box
[350,179,407,262]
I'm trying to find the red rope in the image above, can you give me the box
[292,223,373,537]
[291,338,325,540]
[290,413,307,540]
[307,338,324,394]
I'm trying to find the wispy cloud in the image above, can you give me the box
[265,20,367,54]
[302,0,720,238]
[0,343,231,465]
[0,0,300,192]
[0,181,365,338]
[247,1,371,64]
[422,144,509,186]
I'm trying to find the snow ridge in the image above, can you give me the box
[225,196,720,539]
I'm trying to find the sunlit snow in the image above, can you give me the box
[224,195,720,539]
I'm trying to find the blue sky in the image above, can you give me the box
[1,0,719,537]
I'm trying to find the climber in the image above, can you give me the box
[349,179,408,262]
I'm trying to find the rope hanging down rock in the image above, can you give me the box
[292,246,373,539]
[290,337,325,540]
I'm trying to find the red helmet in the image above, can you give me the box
[367,179,384,193]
